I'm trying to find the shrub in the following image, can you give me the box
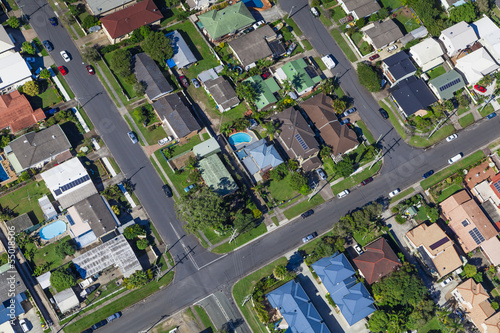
[22,81,40,96]
[82,15,99,30]
[124,224,146,240]
[136,238,149,250]
[395,215,406,224]
[7,16,20,29]
[21,41,36,55]
[50,269,77,292]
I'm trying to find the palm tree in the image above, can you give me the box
[263,121,280,140]
[446,318,464,333]
[221,123,232,136]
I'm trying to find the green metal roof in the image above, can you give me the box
[193,137,220,158]
[198,154,238,196]
[279,58,321,93]
[198,2,255,40]
[244,75,280,110]
[428,69,465,100]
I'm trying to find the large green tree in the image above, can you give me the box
[232,211,255,233]
[236,81,258,103]
[357,63,381,92]
[22,81,40,96]
[449,2,478,23]
[50,269,77,292]
[109,48,132,77]
[142,32,174,63]
[368,310,390,332]
[333,158,354,178]
[22,41,36,55]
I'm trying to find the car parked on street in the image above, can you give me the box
[49,17,58,26]
[302,232,318,243]
[316,168,327,180]
[337,189,350,198]
[301,210,314,219]
[191,78,200,88]
[106,312,121,323]
[446,134,458,142]
[58,66,67,76]
[388,189,400,198]
[310,7,319,17]
[369,54,380,61]
[162,184,172,197]
[423,170,434,179]
[379,108,389,119]
[86,65,95,75]
[43,40,53,51]
[127,131,138,144]
[487,112,497,119]
[361,177,373,185]
[91,319,107,330]
[474,84,486,93]
[60,50,71,62]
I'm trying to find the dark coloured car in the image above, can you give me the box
[423,170,434,179]
[340,118,349,125]
[43,40,53,51]
[86,65,95,75]
[379,108,389,119]
[361,177,373,185]
[58,66,68,76]
[179,75,189,88]
[487,112,497,119]
[162,184,172,197]
[49,17,58,26]
[80,284,98,298]
[91,319,107,330]
[301,210,314,219]
[369,54,380,61]
[81,329,93,333]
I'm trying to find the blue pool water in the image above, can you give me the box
[229,132,252,146]
[242,0,264,7]
[0,164,9,182]
[39,220,67,240]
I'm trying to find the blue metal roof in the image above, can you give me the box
[0,293,27,325]
[244,139,284,171]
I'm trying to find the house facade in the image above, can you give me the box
[428,69,466,101]
[274,58,321,96]
[337,0,381,20]
[204,77,240,112]
[389,76,437,118]
[0,90,45,133]
[152,93,201,140]
[353,238,401,284]
[362,20,404,50]
[408,38,444,72]
[439,21,478,57]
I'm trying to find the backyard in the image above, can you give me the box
[27,80,61,110]
[427,65,446,79]
[350,32,372,56]
[392,8,421,34]
[0,181,50,223]
[379,0,403,9]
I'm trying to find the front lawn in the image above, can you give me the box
[212,223,267,253]
[27,84,61,110]
[459,113,474,128]
[267,174,297,202]
[331,161,382,195]
[318,7,333,26]
[380,0,403,9]
[427,65,446,79]
[436,184,462,203]
[409,124,455,147]
[153,150,194,194]
[283,195,325,219]
[284,17,303,36]
[330,29,357,62]
[329,6,347,23]
[104,46,139,99]
[313,56,327,70]
[457,105,470,115]
[0,181,50,223]
[480,103,494,117]
[353,229,381,247]
[129,107,168,146]
[356,120,375,144]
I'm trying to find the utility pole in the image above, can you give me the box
[229,228,238,243]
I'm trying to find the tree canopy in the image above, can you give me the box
[236,81,258,103]
[124,224,146,240]
[7,16,20,29]
[22,81,40,97]
[142,32,174,63]
[109,48,132,77]
[50,269,77,292]
[449,2,478,23]
[357,63,381,92]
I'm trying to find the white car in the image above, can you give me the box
[158,136,173,146]
[60,50,71,62]
[252,20,264,30]
[441,277,453,287]
[389,189,400,198]
[337,189,350,199]
[354,244,363,255]
[19,319,30,332]
[310,7,319,17]
[387,44,398,52]
[321,54,336,69]
[446,134,458,142]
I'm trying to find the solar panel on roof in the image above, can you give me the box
[294,134,309,151]
[304,66,318,79]
[54,189,62,196]
[469,227,485,245]
[493,180,500,193]
[439,78,461,92]
[57,175,91,194]
[429,237,449,250]
[462,219,470,227]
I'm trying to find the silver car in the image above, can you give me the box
[127,131,138,144]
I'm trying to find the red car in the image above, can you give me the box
[369,54,380,61]
[261,71,271,79]
[474,84,486,93]
[58,66,68,76]
[179,75,189,88]
[361,177,373,186]
[86,65,95,75]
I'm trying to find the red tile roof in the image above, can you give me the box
[353,238,401,284]
[490,173,500,200]
[0,91,45,133]
[100,0,163,39]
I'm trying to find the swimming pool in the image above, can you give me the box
[242,0,264,7]
[0,164,9,182]
[229,132,252,146]
[39,220,67,240]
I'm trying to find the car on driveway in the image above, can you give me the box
[339,118,349,125]
[184,184,195,192]
[158,136,173,146]
[286,42,297,57]
[487,112,497,119]
[302,232,318,243]
[379,108,389,119]
[353,244,363,255]
[361,177,373,185]
[49,17,58,26]
[369,54,380,61]
[19,319,30,332]
[179,75,189,88]
[316,168,327,180]
[342,107,356,117]
[43,40,53,51]
[337,189,350,198]
[91,319,107,330]
[80,284,98,298]
[441,277,453,287]
[387,44,398,52]
[60,50,70,62]
[58,66,68,76]
[446,134,458,142]
[389,189,400,198]
[261,71,271,79]
[106,312,121,323]
[423,170,434,179]
[191,78,200,88]
[162,184,172,197]
[474,84,486,93]
[301,210,314,219]
[86,65,95,75]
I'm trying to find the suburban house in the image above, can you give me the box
[67,193,121,248]
[301,93,359,157]
[100,0,162,44]
[382,51,417,87]
[439,21,478,57]
[441,190,498,253]
[362,20,404,50]
[0,263,27,326]
[389,76,437,118]
[353,238,401,285]
[0,90,45,133]
[274,58,322,96]
[266,280,331,333]
[198,154,238,196]
[153,93,201,140]
[197,68,219,85]
[192,137,221,159]
[5,125,71,174]
[5,213,35,233]
[271,107,321,172]
[409,38,445,72]
[53,288,79,314]
[451,279,500,332]
[203,77,240,112]
[228,25,279,70]
[441,0,469,11]
[337,0,381,20]
[84,0,136,16]
[243,75,280,110]
[186,0,217,10]
[472,16,500,63]
[240,139,284,182]
[400,26,429,46]
[0,25,15,56]
[455,47,499,84]
[405,223,463,278]
[133,53,173,102]
[198,2,256,42]
[312,253,376,326]
[0,52,33,94]
[428,69,466,101]
[165,30,197,69]
[73,234,142,278]
[41,157,98,209]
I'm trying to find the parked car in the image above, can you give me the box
[379,108,389,119]
[191,78,200,88]
[361,177,373,185]
[474,84,486,93]
[342,107,356,117]
[388,189,400,198]
[91,319,107,330]
[387,44,398,52]
[310,7,319,17]
[179,75,189,88]
[106,312,121,323]
[286,42,297,57]
[158,136,173,146]
[252,20,264,30]
[441,277,453,287]
[261,71,271,79]
[321,54,336,69]
[301,210,314,219]
[184,184,195,193]
[422,170,434,179]
[81,329,93,333]
[369,54,380,61]
[42,40,53,51]
[316,168,327,180]
[127,131,138,144]
[79,276,95,289]
[487,112,497,119]
[19,319,30,332]
[446,134,458,142]
[60,50,71,62]
[49,17,58,26]
[58,66,68,76]
[353,244,363,255]
[80,284,98,298]
[86,65,95,75]
[337,189,350,199]
[302,232,318,243]
[339,118,350,125]
[25,56,35,63]
[162,184,172,197]
[448,153,463,164]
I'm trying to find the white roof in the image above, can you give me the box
[0,53,32,91]
[0,321,15,333]
[167,30,197,69]
[38,195,58,220]
[36,271,51,289]
[455,48,499,84]
[409,38,444,67]
[0,25,15,56]
[473,16,500,63]
[53,288,79,313]
[85,0,134,14]
[440,21,478,52]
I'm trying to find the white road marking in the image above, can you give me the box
[53,11,59,17]
[170,222,199,270]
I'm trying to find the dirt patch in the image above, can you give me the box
[152,309,201,333]
[169,151,196,170]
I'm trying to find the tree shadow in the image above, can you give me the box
[60,121,84,148]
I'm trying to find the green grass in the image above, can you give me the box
[459,113,474,128]
[457,105,470,115]
[353,229,380,247]
[284,17,303,36]
[124,116,145,146]
[302,39,313,51]
[267,174,297,202]
[272,216,279,226]
[53,69,75,100]
[76,107,94,131]
[104,48,138,99]
[480,103,494,117]
[5,0,18,10]
[220,103,249,123]
[318,7,333,27]
[32,38,48,57]
[379,0,403,8]
[32,235,72,271]
[427,65,446,80]
[72,21,85,38]
[153,149,197,195]
[436,184,463,203]
[379,100,407,139]
[233,257,288,333]
[356,120,375,144]
[419,317,444,333]
[421,151,485,189]
[107,157,121,174]
[200,226,228,245]
[212,223,267,253]
[351,32,363,46]
[150,156,168,184]
[30,86,60,109]
[330,29,357,62]
[194,306,216,331]
[160,6,181,26]
[393,11,420,34]
[283,195,325,220]
[129,110,168,146]
[0,181,50,223]
[335,86,345,98]
[96,60,128,106]
[313,56,327,71]
[331,161,382,195]
[389,187,415,204]
[409,124,455,147]
[64,272,174,333]
[329,6,347,23]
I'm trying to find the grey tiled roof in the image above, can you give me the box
[71,194,119,238]
[153,93,200,138]
[134,53,173,101]
[204,77,240,110]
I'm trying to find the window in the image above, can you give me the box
[461,219,470,227]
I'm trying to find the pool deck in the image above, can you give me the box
[0,153,18,186]
[230,130,259,150]
[240,0,272,11]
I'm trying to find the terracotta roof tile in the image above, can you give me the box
[353,238,401,284]
[0,91,46,133]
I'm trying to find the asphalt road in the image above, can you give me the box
[18,0,500,332]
